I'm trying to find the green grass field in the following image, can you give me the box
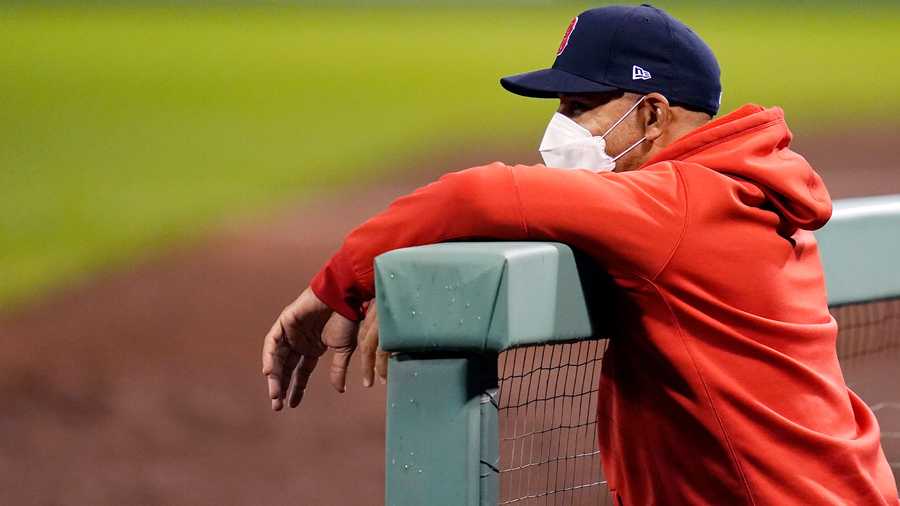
[2,3,899,308]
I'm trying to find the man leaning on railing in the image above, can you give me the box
[259,4,899,505]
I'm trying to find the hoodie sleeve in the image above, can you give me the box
[310,161,686,321]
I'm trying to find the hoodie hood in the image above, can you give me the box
[644,104,832,231]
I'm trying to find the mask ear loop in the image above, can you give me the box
[600,95,647,139]
[611,134,647,162]
[602,95,649,162]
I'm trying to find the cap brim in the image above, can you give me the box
[500,68,619,98]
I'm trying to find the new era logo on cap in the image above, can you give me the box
[632,65,651,80]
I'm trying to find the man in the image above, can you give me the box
[261,4,899,505]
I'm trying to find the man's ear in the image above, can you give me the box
[641,92,671,142]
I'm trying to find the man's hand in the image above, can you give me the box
[357,301,390,387]
[261,287,359,411]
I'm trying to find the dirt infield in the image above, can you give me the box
[1,131,898,505]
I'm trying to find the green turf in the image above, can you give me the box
[1,4,899,308]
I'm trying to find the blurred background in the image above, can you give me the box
[1,1,898,504]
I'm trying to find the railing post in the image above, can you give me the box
[385,353,498,506]
[376,242,595,506]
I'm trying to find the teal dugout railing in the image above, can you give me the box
[376,194,900,506]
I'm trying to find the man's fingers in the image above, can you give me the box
[288,355,319,408]
[280,351,301,398]
[262,287,340,412]
[268,376,284,411]
[262,320,292,410]
[288,365,303,408]
[376,348,390,384]
[322,313,359,393]
[358,303,379,388]
[261,319,283,376]
[269,350,299,411]
[359,331,376,388]
[357,305,372,337]
[330,348,355,393]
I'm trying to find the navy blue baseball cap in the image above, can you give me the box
[500,4,722,116]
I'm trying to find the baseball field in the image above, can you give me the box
[4,3,900,308]
[1,2,899,504]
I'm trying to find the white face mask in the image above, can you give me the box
[539,96,647,172]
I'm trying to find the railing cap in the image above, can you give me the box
[818,194,900,306]
[376,242,593,353]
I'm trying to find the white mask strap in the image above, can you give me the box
[611,135,647,162]
[600,95,647,139]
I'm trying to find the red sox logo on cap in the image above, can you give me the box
[556,16,578,56]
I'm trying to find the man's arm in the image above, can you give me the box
[311,161,686,321]
[264,161,686,409]
[310,162,528,321]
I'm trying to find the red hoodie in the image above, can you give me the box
[310,105,899,505]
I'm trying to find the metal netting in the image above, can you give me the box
[832,296,900,480]
[833,297,900,361]
[493,296,900,505]
[496,340,612,505]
